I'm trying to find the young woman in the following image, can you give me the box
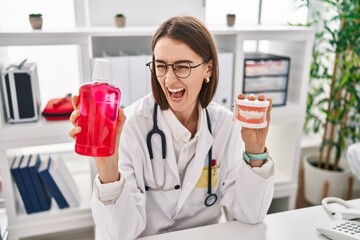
[69,16,274,240]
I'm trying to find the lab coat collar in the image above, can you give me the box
[162,103,203,143]
[136,93,155,119]
[176,107,214,213]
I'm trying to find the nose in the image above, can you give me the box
[164,66,178,84]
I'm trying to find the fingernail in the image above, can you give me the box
[248,94,256,100]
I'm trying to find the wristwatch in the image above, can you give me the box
[243,147,269,163]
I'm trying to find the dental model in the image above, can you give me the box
[234,98,270,129]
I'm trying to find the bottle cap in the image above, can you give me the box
[92,59,110,82]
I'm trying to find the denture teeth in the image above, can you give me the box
[238,109,264,119]
[168,88,184,92]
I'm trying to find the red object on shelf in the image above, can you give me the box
[42,94,73,121]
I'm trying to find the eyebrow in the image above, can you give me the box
[154,59,195,64]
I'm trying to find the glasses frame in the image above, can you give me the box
[146,61,206,79]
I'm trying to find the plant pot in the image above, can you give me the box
[226,15,236,27]
[29,17,43,30]
[303,152,350,205]
[115,16,126,28]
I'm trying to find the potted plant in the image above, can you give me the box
[114,13,126,28]
[226,14,236,27]
[302,0,360,204]
[29,13,43,30]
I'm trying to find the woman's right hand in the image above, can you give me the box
[68,95,126,183]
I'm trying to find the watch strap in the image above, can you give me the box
[243,148,269,163]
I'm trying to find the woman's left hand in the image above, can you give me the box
[238,93,272,166]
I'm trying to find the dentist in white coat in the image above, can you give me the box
[69,16,274,240]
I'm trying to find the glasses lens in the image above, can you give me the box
[173,63,191,78]
[154,62,167,77]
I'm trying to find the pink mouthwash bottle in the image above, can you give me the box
[75,59,121,157]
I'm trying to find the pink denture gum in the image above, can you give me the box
[233,98,270,129]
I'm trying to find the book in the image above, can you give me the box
[27,154,51,211]
[19,155,42,213]
[48,155,80,207]
[38,155,69,209]
[10,156,34,214]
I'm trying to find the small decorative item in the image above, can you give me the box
[226,14,236,27]
[114,13,126,28]
[29,13,43,30]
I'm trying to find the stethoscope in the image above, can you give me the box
[146,103,218,207]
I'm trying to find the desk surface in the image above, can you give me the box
[138,199,360,240]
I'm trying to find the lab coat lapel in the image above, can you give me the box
[155,110,180,183]
[176,118,214,213]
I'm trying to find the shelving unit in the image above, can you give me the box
[230,26,314,211]
[0,31,94,240]
[0,25,314,239]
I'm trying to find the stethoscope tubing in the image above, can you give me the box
[146,103,217,207]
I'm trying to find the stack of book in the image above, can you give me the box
[10,154,80,214]
[0,208,8,240]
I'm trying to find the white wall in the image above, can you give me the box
[87,0,205,26]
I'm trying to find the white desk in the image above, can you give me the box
[138,199,360,240]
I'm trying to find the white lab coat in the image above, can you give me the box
[92,94,274,240]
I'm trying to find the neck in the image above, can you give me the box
[173,103,199,137]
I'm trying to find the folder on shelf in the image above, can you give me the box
[10,156,34,214]
[128,55,152,103]
[48,155,80,208]
[27,154,51,211]
[216,52,234,110]
[108,56,131,107]
[38,155,69,209]
[19,155,42,213]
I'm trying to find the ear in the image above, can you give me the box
[206,59,213,78]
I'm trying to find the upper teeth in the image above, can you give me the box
[239,109,265,119]
[168,88,184,93]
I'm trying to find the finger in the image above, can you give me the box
[68,126,81,139]
[237,93,245,99]
[258,94,265,101]
[72,95,79,110]
[117,108,126,131]
[115,108,126,148]
[248,93,256,101]
[69,110,80,126]
[266,97,272,123]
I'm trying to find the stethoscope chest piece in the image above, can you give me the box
[204,193,217,207]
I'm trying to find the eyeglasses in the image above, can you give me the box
[146,61,206,79]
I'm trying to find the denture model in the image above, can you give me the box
[234,98,269,129]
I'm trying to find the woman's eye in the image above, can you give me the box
[175,65,190,70]
[156,64,166,69]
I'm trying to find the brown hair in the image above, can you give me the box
[150,16,219,110]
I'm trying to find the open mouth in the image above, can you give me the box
[168,87,185,101]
